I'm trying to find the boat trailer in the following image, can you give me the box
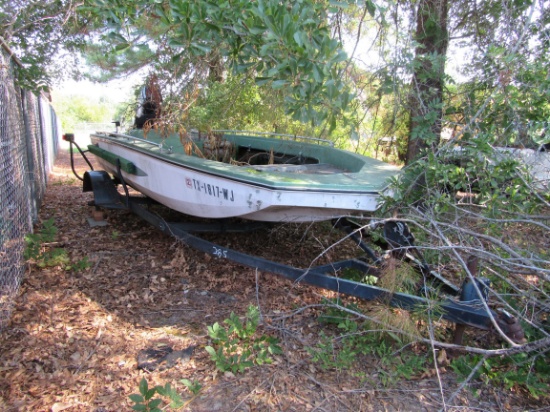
[65,134,524,344]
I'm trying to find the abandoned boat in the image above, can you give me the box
[86,129,400,222]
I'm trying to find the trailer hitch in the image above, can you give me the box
[63,133,94,181]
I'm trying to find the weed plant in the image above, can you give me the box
[130,307,279,411]
[451,352,550,399]
[129,378,185,411]
[24,218,90,271]
[206,305,282,373]
[309,299,429,386]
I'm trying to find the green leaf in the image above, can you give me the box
[169,394,185,409]
[155,385,166,396]
[293,31,303,47]
[254,76,272,86]
[312,65,322,82]
[366,0,377,17]
[190,43,212,54]
[332,50,348,64]
[139,378,148,396]
[145,388,157,401]
[168,38,185,48]
[129,394,144,403]
[205,345,217,357]
[236,62,256,72]
[114,43,130,52]
[249,26,266,35]
[272,80,288,89]
[107,31,127,43]
[148,399,163,409]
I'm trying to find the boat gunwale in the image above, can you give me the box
[90,132,392,195]
[213,129,335,146]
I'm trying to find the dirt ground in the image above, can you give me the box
[0,147,547,412]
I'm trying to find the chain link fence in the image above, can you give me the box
[0,40,60,331]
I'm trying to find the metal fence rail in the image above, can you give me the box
[0,39,59,331]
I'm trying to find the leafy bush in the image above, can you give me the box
[309,299,429,386]
[129,378,184,412]
[205,305,282,373]
[451,353,550,399]
[24,218,57,261]
[24,218,90,271]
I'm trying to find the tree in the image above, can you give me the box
[52,91,119,131]
[76,0,364,132]
[406,0,448,163]
[451,0,549,147]
[0,0,90,90]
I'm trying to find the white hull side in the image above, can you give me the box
[93,141,380,222]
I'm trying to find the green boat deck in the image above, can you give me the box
[91,130,400,193]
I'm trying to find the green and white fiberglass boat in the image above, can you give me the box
[88,129,400,222]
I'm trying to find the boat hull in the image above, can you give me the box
[89,131,398,222]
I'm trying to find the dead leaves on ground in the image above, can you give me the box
[0,149,540,411]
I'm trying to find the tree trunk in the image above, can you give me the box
[406,0,449,164]
[208,52,225,83]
